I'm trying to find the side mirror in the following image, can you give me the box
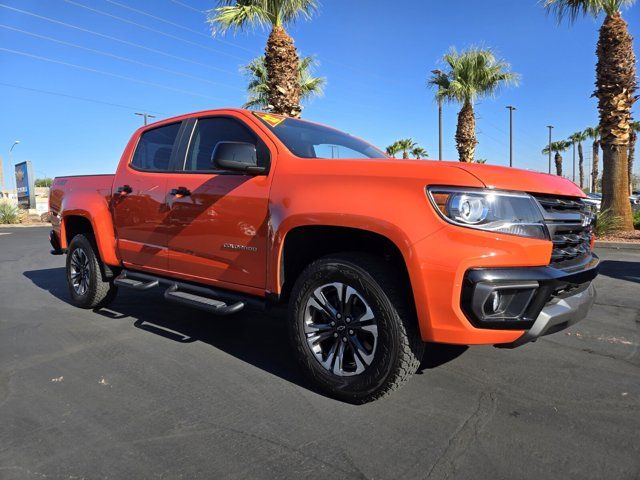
[211,141,266,174]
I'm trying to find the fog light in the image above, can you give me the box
[465,281,540,327]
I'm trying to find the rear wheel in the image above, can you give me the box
[66,234,117,309]
[289,253,424,403]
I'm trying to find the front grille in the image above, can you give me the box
[533,195,593,268]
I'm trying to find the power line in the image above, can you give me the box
[170,0,205,14]
[105,0,255,53]
[63,0,247,61]
[0,24,243,91]
[0,81,165,114]
[0,47,229,102]
[0,3,241,76]
[74,0,418,100]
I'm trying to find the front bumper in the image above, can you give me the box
[461,254,599,347]
[496,283,596,348]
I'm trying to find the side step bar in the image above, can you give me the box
[164,284,244,315]
[114,270,263,316]
[114,273,159,290]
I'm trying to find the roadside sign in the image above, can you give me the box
[14,161,35,209]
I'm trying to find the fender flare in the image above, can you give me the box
[60,192,119,266]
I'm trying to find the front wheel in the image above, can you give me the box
[66,234,118,309]
[288,253,424,403]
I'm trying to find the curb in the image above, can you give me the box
[595,241,640,251]
[0,223,50,228]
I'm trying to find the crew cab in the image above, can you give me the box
[49,109,599,403]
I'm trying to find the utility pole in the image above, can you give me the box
[431,69,443,160]
[506,106,516,167]
[546,126,553,174]
[135,112,156,126]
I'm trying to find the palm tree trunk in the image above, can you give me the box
[592,140,600,192]
[402,150,409,159]
[577,142,584,189]
[595,12,636,230]
[629,128,636,194]
[265,26,302,118]
[555,152,563,176]
[455,101,477,163]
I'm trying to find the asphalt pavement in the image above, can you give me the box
[1,226,638,479]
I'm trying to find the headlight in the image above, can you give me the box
[427,187,549,240]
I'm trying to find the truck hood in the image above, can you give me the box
[353,159,585,198]
[447,162,585,197]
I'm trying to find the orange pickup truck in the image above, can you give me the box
[49,108,599,403]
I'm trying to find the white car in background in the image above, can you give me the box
[583,192,640,211]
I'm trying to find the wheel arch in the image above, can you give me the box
[61,210,119,266]
[275,224,414,306]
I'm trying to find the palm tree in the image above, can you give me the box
[629,120,640,193]
[428,47,519,163]
[208,0,318,118]
[543,0,637,230]
[395,139,417,159]
[411,147,429,159]
[542,141,571,176]
[584,126,600,192]
[568,131,588,188]
[242,55,325,111]
[386,142,402,158]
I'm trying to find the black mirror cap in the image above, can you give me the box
[211,141,267,175]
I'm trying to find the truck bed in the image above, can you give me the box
[49,174,115,216]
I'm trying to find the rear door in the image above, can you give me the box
[165,114,273,291]
[111,121,184,273]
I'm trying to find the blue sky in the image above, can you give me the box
[0,0,638,184]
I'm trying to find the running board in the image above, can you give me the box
[164,284,244,315]
[113,269,263,315]
[114,273,159,290]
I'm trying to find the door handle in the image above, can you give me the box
[116,184,132,195]
[170,186,191,197]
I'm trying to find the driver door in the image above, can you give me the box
[165,115,273,292]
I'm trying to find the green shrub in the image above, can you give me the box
[633,209,640,230]
[594,209,623,236]
[0,201,19,224]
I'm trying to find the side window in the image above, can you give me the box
[131,122,181,171]
[184,117,268,172]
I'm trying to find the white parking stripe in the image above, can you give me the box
[0,232,12,236]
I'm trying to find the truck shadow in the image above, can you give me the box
[598,260,640,284]
[24,267,466,396]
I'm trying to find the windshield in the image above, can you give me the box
[253,112,385,159]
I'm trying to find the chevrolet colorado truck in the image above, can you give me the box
[49,109,599,403]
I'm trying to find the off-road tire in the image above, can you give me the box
[66,233,117,309]
[289,253,424,403]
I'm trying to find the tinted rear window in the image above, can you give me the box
[131,122,181,171]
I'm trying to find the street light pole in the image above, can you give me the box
[8,141,20,196]
[546,126,553,174]
[135,112,156,126]
[431,69,443,161]
[506,106,516,167]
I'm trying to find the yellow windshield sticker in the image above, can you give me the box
[254,111,286,128]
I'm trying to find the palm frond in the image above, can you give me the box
[207,2,271,34]
[583,125,600,139]
[241,53,324,110]
[542,0,636,24]
[207,0,318,32]
[278,0,318,25]
[428,47,519,105]
[542,140,572,154]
